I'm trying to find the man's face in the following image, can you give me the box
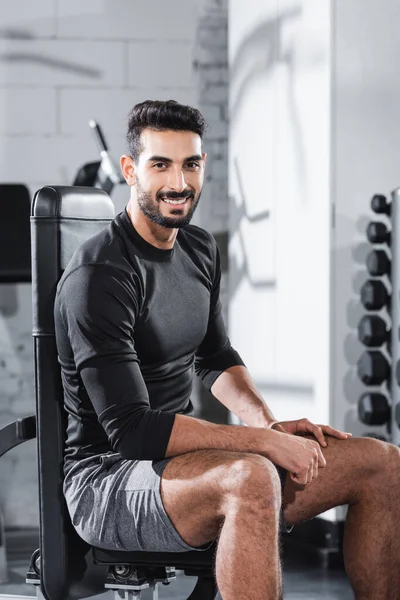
[127,129,206,229]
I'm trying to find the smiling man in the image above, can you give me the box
[55,100,400,600]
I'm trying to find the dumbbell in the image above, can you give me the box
[357,315,389,347]
[358,392,390,425]
[357,350,390,385]
[366,249,391,276]
[366,222,391,245]
[371,194,391,216]
[360,279,390,311]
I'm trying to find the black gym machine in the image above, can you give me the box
[72,120,126,195]
[0,120,125,284]
[0,184,218,600]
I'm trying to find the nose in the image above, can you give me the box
[167,166,186,193]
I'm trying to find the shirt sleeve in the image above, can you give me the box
[194,239,245,390]
[56,265,175,460]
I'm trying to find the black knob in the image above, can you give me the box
[360,279,390,310]
[358,392,390,425]
[366,222,391,245]
[358,315,389,347]
[371,194,391,215]
[366,250,391,276]
[357,350,390,385]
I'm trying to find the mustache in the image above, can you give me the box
[157,190,194,200]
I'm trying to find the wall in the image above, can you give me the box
[0,0,229,527]
[228,0,332,425]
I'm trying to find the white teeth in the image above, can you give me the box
[162,197,188,205]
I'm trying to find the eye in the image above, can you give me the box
[153,162,167,169]
[185,162,200,169]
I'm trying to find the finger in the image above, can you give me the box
[307,462,314,484]
[313,455,319,481]
[298,419,327,446]
[314,443,327,468]
[309,424,327,447]
[319,425,352,439]
[305,464,311,484]
[290,470,307,486]
[273,424,287,433]
[309,448,318,481]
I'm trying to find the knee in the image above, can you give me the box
[378,442,400,479]
[360,438,400,483]
[220,454,282,512]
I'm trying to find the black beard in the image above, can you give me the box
[136,182,201,229]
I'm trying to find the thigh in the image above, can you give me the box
[160,449,289,549]
[282,435,388,527]
[65,452,216,554]
[159,449,240,548]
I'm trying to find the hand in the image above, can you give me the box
[271,418,352,448]
[265,428,326,485]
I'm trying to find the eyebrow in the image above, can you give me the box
[147,154,203,163]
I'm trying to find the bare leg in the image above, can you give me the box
[161,450,283,600]
[283,437,400,600]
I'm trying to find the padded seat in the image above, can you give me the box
[93,542,217,569]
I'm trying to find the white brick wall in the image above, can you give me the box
[128,41,195,88]
[0,0,56,37]
[57,0,200,41]
[0,40,126,86]
[60,88,197,135]
[0,89,57,134]
[0,0,229,526]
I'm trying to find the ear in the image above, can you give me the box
[202,152,207,167]
[120,155,136,186]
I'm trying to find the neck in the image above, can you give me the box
[126,200,178,250]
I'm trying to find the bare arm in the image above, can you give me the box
[165,412,326,486]
[210,365,277,428]
[165,365,277,458]
[165,413,271,458]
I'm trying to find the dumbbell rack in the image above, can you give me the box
[357,189,400,445]
[390,188,400,445]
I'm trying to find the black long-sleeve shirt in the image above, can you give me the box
[55,208,244,475]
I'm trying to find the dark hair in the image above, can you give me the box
[126,99,207,162]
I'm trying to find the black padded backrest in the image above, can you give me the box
[0,184,31,282]
[31,186,114,600]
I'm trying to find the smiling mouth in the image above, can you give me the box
[160,194,193,205]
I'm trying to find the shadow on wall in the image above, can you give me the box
[229,157,273,303]
[230,6,311,205]
[227,7,334,406]
[1,52,101,79]
[0,28,102,79]
[228,5,314,307]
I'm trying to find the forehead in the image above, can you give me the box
[139,128,202,160]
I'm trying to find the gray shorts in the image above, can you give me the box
[63,452,290,554]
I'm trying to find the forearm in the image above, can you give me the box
[210,365,277,428]
[165,412,274,458]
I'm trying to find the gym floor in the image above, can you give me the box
[0,530,353,599]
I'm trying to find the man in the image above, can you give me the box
[55,100,400,600]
